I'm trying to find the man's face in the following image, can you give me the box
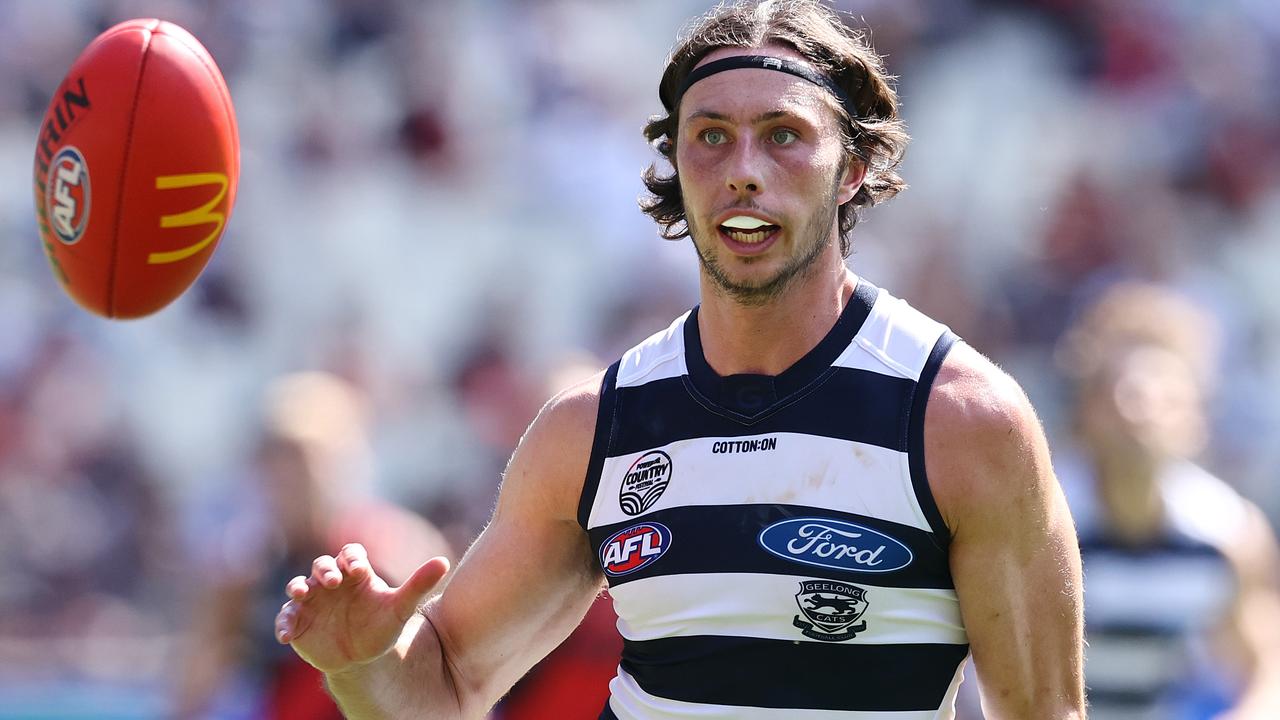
[1079,344,1207,464]
[675,45,864,305]
[257,436,320,540]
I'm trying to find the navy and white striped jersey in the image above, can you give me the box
[1062,457,1244,719]
[578,278,970,719]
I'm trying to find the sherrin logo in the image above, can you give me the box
[600,522,672,577]
[758,517,913,573]
[619,450,672,515]
[46,145,90,245]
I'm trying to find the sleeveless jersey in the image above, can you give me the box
[578,278,970,719]
[1062,457,1244,719]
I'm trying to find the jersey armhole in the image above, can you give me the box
[907,331,959,548]
[577,360,621,530]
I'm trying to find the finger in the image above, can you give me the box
[312,555,341,588]
[337,543,371,580]
[394,556,451,620]
[275,601,297,644]
[286,575,310,600]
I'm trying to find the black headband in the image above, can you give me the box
[672,55,855,117]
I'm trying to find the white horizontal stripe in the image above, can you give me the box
[609,667,959,720]
[1084,635,1183,693]
[589,432,930,532]
[617,311,691,388]
[611,572,966,645]
[835,291,946,382]
[1083,554,1232,629]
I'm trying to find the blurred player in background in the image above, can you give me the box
[172,372,450,719]
[274,1,1083,718]
[1057,283,1280,720]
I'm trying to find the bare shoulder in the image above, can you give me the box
[523,370,605,464]
[538,370,606,435]
[498,370,606,524]
[925,342,1040,442]
[927,347,1085,715]
[923,342,1055,536]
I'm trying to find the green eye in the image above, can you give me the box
[702,129,728,145]
[771,129,798,145]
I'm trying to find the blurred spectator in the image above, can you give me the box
[1054,283,1280,720]
[416,337,546,554]
[171,372,451,719]
[0,329,178,683]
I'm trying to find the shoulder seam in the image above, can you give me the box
[618,347,685,388]
[851,334,918,380]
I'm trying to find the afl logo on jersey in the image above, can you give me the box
[46,145,91,245]
[759,518,913,573]
[600,522,672,576]
[619,450,672,515]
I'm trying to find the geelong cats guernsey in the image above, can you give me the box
[579,278,970,720]
[1063,458,1243,719]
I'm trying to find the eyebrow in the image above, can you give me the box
[685,109,797,125]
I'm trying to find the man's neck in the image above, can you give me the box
[696,255,854,377]
[1093,451,1166,544]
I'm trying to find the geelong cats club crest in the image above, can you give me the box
[793,580,869,642]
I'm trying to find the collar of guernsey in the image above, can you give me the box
[671,55,856,117]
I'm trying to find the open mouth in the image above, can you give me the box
[719,215,781,246]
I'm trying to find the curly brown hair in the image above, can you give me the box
[639,0,910,256]
[1057,282,1219,390]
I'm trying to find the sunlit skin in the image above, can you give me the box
[674,44,866,375]
[272,39,1087,720]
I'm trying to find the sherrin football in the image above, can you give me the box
[33,19,239,319]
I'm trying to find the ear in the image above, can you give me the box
[836,157,867,205]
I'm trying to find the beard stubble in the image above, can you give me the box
[688,170,844,307]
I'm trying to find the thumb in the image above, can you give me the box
[393,556,450,620]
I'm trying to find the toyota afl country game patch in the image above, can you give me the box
[619,450,672,515]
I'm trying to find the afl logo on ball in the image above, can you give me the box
[46,146,90,245]
[619,450,672,515]
[600,522,672,577]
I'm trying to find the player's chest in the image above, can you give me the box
[585,433,951,593]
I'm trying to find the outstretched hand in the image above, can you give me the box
[275,543,450,676]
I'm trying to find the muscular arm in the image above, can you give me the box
[303,375,606,719]
[925,344,1085,719]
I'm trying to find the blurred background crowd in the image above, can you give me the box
[2,0,1280,718]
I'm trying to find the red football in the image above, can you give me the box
[33,19,239,319]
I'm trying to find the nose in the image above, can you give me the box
[725,142,764,196]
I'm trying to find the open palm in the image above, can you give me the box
[276,543,450,675]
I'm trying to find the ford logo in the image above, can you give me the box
[758,518,913,573]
